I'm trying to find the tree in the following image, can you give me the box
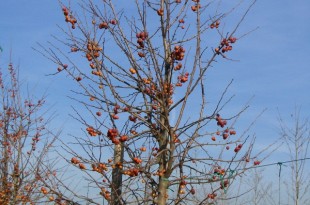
[0,61,57,204]
[39,0,262,204]
[234,169,276,205]
[278,108,310,205]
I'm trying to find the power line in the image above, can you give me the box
[242,157,310,171]
[184,157,310,187]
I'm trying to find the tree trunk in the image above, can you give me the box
[157,176,169,205]
[111,143,124,205]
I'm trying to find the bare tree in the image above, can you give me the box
[234,169,277,205]
[0,60,58,204]
[38,0,265,204]
[278,108,310,205]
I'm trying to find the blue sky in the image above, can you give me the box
[1,0,310,198]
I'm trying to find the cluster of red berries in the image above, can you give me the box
[162,83,174,97]
[213,166,226,175]
[123,167,140,177]
[210,21,220,29]
[62,7,77,29]
[136,31,148,49]
[174,63,182,71]
[179,72,189,83]
[171,45,185,61]
[178,19,185,29]
[142,80,157,96]
[221,128,236,140]
[254,160,261,166]
[71,157,86,169]
[153,169,166,177]
[99,21,108,29]
[111,104,120,120]
[129,115,137,123]
[86,126,99,137]
[173,133,180,143]
[30,133,40,151]
[138,52,145,58]
[207,192,217,199]
[176,72,189,87]
[215,114,227,128]
[234,144,243,153]
[98,19,117,29]
[71,157,80,164]
[99,187,111,200]
[212,128,236,142]
[191,4,201,12]
[41,187,48,195]
[136,31,148,58]
[92,163,108,174]
[91,69,103,77]
[107,128,120,145]
[215,36,237,54]
[57,64,68,72]
[133,157,142,164]
[86,41,102,62]
[157,8,164,16]
[151,147,159,156]
[220,179,230,189]
[119,135,128,142]
[178,180,187,194]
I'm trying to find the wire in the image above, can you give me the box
[187,157,310,180]
[242,157,310,171]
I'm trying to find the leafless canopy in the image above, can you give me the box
[38,0,262,204]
